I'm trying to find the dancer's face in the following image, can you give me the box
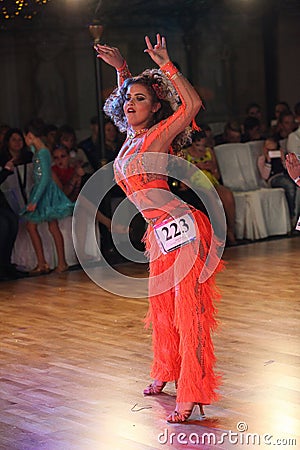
[123,83,160,130]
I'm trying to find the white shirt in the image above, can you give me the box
[287,126,300,154]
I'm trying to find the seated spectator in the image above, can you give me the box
[214,120,242,146]
[0,124,10,150]
[52,146,85,202]
[199,123,215,148]
[0,128,33,166]
[56,124,94,180]
[245,102,267,137]
[0,128,35,278]
[184,131,237,245]
[0,164,26,281]
[44,123,58,153]
[273,110,296,142]
[242,116,264,142]
[246,102,260,118]
[246,102,262,119]
[287,102,300,154]
[78,116,101,172]
[104,117,125,162]
[79,116,125,170]
[0,128,33,211]
[271,101,291,129]
[257,136,297,223]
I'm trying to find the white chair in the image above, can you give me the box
[214,142,291,240]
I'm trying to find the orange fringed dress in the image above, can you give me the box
[113,76,223,405]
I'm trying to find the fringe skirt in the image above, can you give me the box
[144,208,223,403]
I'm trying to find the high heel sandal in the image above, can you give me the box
[143,380,167,396]
[54,265,69,273]
[29,264,51,276]
[166,403,205,423]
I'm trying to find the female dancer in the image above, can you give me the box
[22,118,73,274]
[95,34,223,423]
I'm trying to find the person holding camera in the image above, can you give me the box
[257,136,297,222]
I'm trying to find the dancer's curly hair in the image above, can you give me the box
[103,68,193,154]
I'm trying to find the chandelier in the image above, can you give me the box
[0,0,50,21]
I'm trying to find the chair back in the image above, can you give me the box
[214,143,264,191]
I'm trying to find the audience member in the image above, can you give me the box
[184,131,236,245]
[245,102,267,136]
[0,124,10,150]
[56,124,94,179]
[78,116,101,172]
[242,116,264,142]
[273,110,296,142]
[51,146,84,202]
[257,136,297,223]
[79,116,125,171]
[214,120,242,145]
[0,161,26,281]
[246,102,261,119]
[104,117,125,162]
[199,123,215,148]
[287,102,300,154]
[0,195,21,281]
[271,101,291,128]
[0,128,33,211]
[44,123,58,153]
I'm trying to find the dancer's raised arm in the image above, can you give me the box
[145,34,202,120]
[94,44,131,86]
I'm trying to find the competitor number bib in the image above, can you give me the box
[154,213,196,254]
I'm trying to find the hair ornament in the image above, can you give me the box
[152,83,165,100]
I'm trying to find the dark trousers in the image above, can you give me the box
[0,206,19,266]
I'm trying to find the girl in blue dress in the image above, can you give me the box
[22,119,74,274]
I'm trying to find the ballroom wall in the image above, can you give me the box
[0,3,299,135]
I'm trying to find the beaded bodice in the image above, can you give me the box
[113,59,201,224]
[113,136,188,224]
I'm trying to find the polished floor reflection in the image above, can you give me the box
[0,236,299,450]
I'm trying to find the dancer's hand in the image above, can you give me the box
[286,152,300,180]
[144,33,170,67]
[94,44,124,69]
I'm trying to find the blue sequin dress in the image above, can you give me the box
[21,147,74,223]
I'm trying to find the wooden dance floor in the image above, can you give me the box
[0,236,299,450]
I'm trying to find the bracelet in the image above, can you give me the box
[160,61,179,79]
[293,176,300,185]
[116,59,127,72]
[116,59,132,85]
